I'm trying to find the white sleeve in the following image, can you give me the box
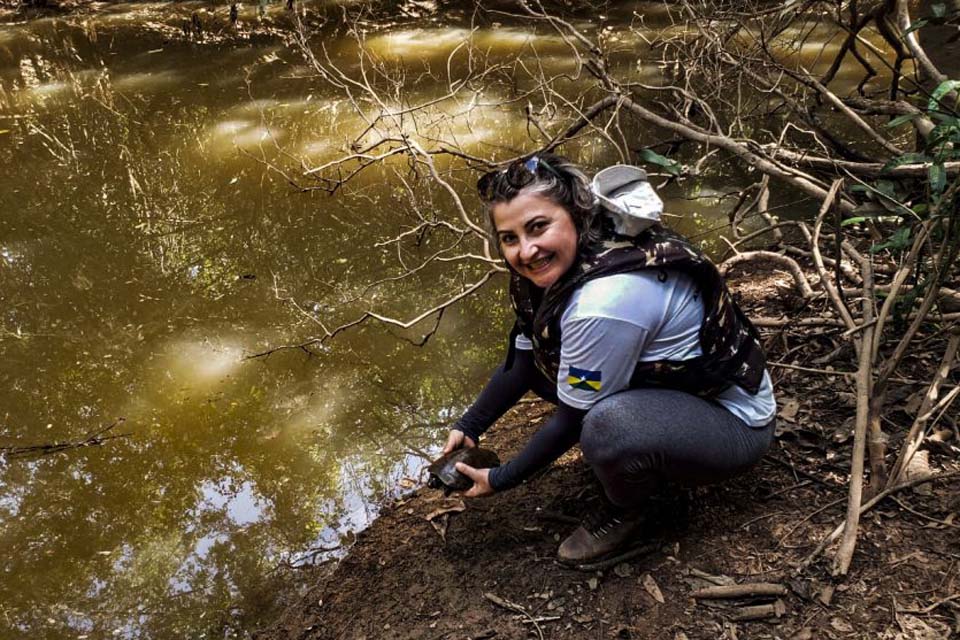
[557,316,651,410]
[515,333,533,351]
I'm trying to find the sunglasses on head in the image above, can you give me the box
[476,155,562,202]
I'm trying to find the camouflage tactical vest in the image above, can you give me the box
[508,225,766,398]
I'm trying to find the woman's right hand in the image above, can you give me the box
[443,429,476,455]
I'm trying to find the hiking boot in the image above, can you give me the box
[557,503,644,564]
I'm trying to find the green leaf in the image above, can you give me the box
[639,148,681,176]
[875,179,899,199]
[926,127,960,160]
[868,178,911,214]
[884,113,919,128]
[880,152,931,173]
[927,122,960,145]
[870,226,912,253]
[929,163,947,194]
[932,3,947,18]
[904,17,929,35]
[927,80,960,111]
[929,112,958,125]
[841,216,867,226]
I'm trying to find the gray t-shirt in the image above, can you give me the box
[516,271,776,426]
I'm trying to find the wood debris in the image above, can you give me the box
[729,599,787,621]
[692,582,788,600]
[642,573,665,603]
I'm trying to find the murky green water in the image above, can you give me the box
[0,3,900,638]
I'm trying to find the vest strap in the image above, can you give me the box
[503,322,521,371]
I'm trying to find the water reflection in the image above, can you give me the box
[158,338,246,388]
[299,137,332,158]
[365,25,570,61]
[197,477,267,527]
[367,27,474,58]
[111,70,182,93]
[206,118,284,150]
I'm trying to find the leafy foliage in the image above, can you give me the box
[639,147,682,176]
[861,77,960,256]
[905,3,960,34]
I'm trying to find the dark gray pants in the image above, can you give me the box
[577,388,774,508]
[485,355,773,507]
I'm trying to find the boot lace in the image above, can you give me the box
[582,502,633,540]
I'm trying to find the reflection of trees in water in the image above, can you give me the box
[0,12,527,639]
[1,279,502,638]
[2,382,330,635]
[1,346,481,637]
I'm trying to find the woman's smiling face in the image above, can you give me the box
[492,192,578,289]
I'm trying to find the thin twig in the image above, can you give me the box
[2,420,131,459]
[483,592,544,640]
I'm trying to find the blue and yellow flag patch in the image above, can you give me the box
[568,366,602,392]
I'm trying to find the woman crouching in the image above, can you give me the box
[444,152,777,564]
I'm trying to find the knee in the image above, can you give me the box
[580,399,623,466]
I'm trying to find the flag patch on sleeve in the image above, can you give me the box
[567,366,602,392]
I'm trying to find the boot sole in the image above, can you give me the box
[559,540,659,572]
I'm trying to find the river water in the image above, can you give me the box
[0,3,900,638]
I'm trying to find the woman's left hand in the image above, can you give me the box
[454,463,494,498]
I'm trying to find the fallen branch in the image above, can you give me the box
[897,594,960,615]
[754,317,846,328]
[691,583,788,599]
[729,600,787,621]
[248,269,499,359]
[617,96,858,213]
[520,616,561,625]
[778,496,848,546]
[769,149,960,178]
[768,361,854,377]
[894,0,955,94]
[720,250,815,298]
[888,495,960,530]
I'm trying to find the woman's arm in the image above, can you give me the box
[486,401,587,492]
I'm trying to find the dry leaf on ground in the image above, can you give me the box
[424,502,466,522]
[779,398,800,422]
[642,573,665,603]
[884,614,951,639]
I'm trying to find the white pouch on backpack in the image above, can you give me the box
[592,164,664,237]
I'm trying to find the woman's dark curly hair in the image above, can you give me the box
[480,152,605,253]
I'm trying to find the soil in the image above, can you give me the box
[255,266,960,640]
